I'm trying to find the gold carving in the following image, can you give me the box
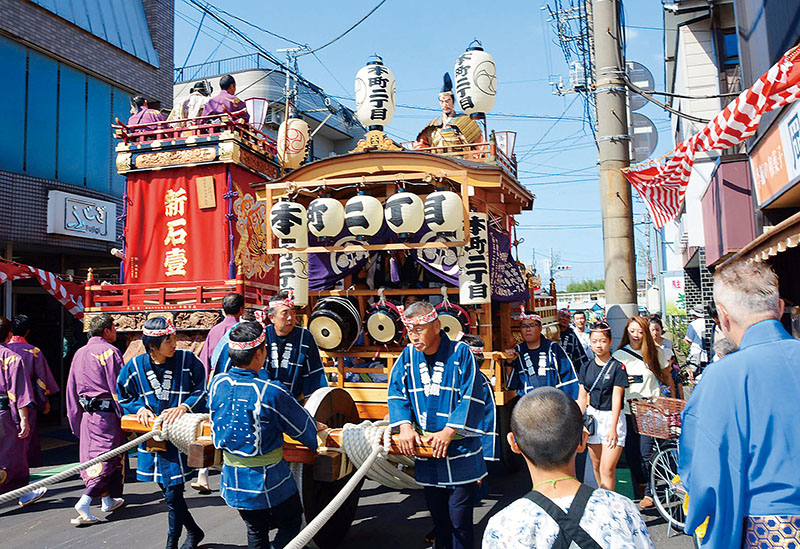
[116,152,132,173]
[350,129,403,153]
[234,186,274,279]
[195,176,216,209]
[239,148,280,179]
[133,147,217,169]
[218,141,239,163]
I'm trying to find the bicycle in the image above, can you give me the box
[629,397,687,534]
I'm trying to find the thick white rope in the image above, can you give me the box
[0,430,158,506]
[0,412,210,506]
[340,421,419,490]
[284,436,385,549]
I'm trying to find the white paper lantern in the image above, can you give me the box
[308,197,345,238]
[278,251,309,306]
[354,56,396,129]
[345,194,383,237]
[384,191,424,235]
[277,117,309,170]
[424,191,463,234]
[453,42,497,115]
[270,200,307,242]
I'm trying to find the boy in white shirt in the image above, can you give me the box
[482,387,653,549]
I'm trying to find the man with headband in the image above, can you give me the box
[262,290,327,402]
[505,308,581,399]
[117,316,207,549]
[557,308,590,373]
[388,301,494,549]
[209,321,323,548]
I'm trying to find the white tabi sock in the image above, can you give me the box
[75,495,93,518]
[101,495,124,512]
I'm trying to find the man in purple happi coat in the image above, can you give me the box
[1,317,47,506]
[127,95,166,132]
[66,314,126,525]
[8,315,60,468]
[201,74,250,122]
[192,292,244,493]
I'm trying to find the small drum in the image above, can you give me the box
[365,300,405,345]
[435,302,471,338]
[309,297,362,351]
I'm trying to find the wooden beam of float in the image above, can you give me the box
[120,415,436,461]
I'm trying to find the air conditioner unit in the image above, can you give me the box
[264,108,282,126]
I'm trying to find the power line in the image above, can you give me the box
[197,1,307,47]
[300,0,388,57]
[181,11,206,67]
[517,95,580,163]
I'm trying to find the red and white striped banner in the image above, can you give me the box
[623,45,800,229]
[0,260,84,319]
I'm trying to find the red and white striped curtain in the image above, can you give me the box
[0,259,84,319]
[623,45,800,228]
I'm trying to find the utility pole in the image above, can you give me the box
[592,0,637,340]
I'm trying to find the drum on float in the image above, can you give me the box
[435,302,471,338]
[309,297,362,351]
[364,300,405,345]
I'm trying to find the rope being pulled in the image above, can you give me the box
[340,421,418,491]
[0,430,157,506]
[0,412,210,506]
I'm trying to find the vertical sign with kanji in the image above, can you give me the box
[458,212,491,305]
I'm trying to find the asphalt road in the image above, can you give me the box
[0,457,694,548]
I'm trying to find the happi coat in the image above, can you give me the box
[559,326,589,373]
[8,337,59,467]
[209,368,318,509]
[66,336,126,489]
[117,350,207,487]
[388,332,494,486]
[201,90,250,122]
[128,106,165,132]
[199,315,239,380]
[0,344,34,493]
[507,338,580,399]
[263,325,327,401]
[679,320,800,547]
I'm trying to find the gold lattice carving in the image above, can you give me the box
[350,129,403,153]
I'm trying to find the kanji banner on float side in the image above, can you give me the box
[623,45,800,229]
[124,165,274,285]
[0,259,84,318]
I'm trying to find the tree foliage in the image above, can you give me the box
[565,278,605,293]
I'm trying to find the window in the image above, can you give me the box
[721,31,739,68]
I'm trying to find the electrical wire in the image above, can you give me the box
[623,73,710,124]
[181,11,206,67]
[299,0,388,57]
[198,1,307,47]
[516,95,580,163]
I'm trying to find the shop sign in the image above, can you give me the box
[46,191,117,242]
[751,100,800,207]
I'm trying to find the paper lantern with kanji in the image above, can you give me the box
[307,197,345,238]
[345,193,383,238]
[354,56,396,129]
[270,200,307,242]
[278,232,309,307]
[277,117,309,170]
[453,42,497,115]
[424,191,463,234]
[384,191,424,235]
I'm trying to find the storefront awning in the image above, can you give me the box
[724,210,800,265]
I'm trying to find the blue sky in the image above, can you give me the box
[174,0,672,289]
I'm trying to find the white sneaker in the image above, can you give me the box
[101,497,125,513]
[18,486,47,507]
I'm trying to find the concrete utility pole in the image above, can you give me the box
[592,0,637,340]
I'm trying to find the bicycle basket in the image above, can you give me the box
[629,397,686,439]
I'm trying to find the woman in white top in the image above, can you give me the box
[612,316,673,510]
[648,315,681,399]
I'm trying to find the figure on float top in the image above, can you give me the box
[415,73,482,149]
[127,95,166,132]
[202,74,250,123]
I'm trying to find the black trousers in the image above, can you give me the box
[237,492,302,549]
[423,482,478,549]
[624,413,655,497]
[162,484,201,545]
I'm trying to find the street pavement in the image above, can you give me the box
[0,451,694,549]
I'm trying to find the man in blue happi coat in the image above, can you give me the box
[679,260,800,547]
[117,317,207,549]
[209,321,322,549]
[262,290,327,402]
[388,301,495,549]
[504,309,580,399]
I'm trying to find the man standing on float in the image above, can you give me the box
[262,290,327,402]
[388,301,494,549]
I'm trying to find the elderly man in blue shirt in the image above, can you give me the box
[679,259,800,547]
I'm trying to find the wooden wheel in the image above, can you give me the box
[300,387,363,548]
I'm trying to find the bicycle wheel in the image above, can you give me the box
[650,444,686,530]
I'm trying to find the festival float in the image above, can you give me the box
[84,43,557,547]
